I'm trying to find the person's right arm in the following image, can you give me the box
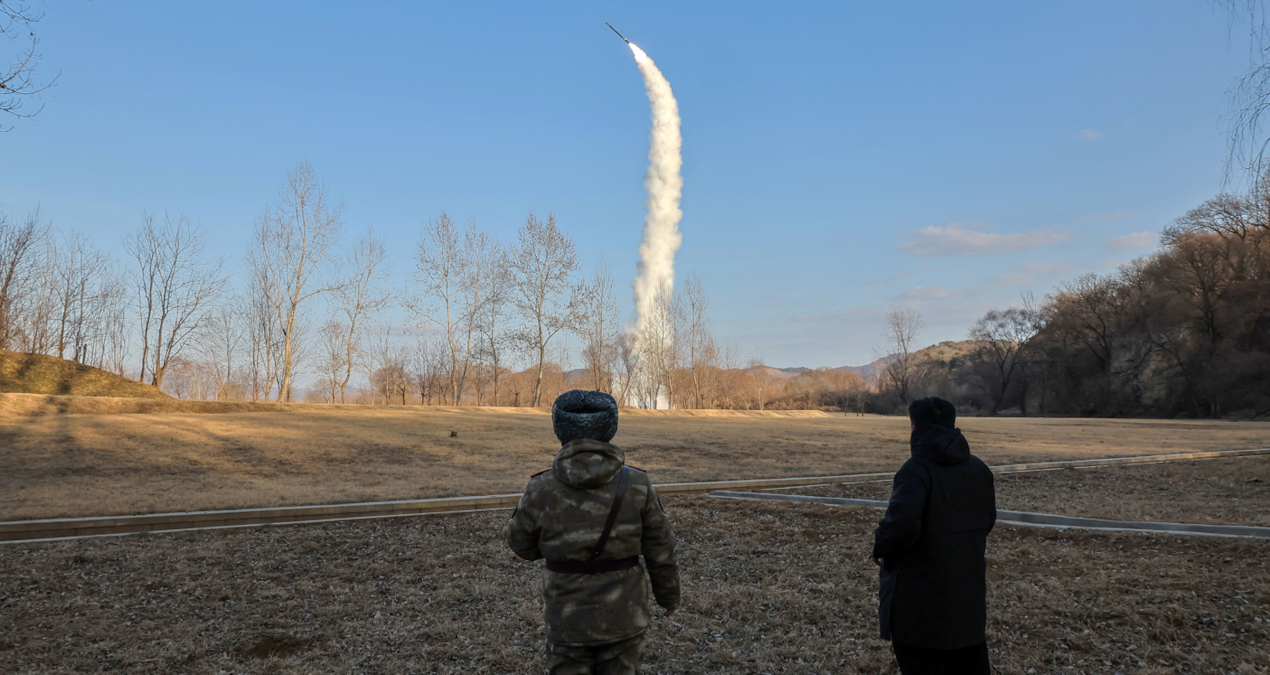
[506,487,545,561]
[872,461,929,562]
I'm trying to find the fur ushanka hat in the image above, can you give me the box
[551,389,619,445]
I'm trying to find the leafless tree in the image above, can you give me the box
[848,371,875,416]
[881,308,925,405]
[410,330,449,406]
[1,1,57,129]
[409,215,500,405]
[0,207,46,348]
[314,319,347,403]
[199,302,246,400]
[746,357,772,411]
[88,268,130,375]
[508,211,581,407]
[48,231,110,362]
[967,305,1040,415]
[246,161,344,402]
[124,212,227,390]
[244,274,282,402]
[639,283,682,409]
[577,260,620,393]
[473,243,513,406]
[682,274,717,409]
[366,322,408,405]
[326,227,390,403]
[613,332,640,407]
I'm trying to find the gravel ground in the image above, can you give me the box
[783,456,1270,526]
[2,496,1268,674]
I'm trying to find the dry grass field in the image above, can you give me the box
[792,456,1270,527]
[2,398,1269,520]
[2,496,1267,674]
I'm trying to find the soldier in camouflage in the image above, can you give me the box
[507,389,681,675]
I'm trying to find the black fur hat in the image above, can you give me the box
[552,389,619,445]
[908,396,957,429]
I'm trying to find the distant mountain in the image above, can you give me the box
[836,356,892,380]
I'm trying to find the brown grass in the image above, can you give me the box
[790,456,1270,527]
[2,496,1266,674]
[2,405,1268,520]
[0,352,167,399]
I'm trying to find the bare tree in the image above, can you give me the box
[967,306,1040,415]
[244,276,282,402]
[199,302,246,400]
[408,330,448,406]
[1,1,57,129]
[473,243,513,406]
[613,332,641,407]
[124,212,227,390]
[327,227,390,403]
[409,215,499,405]
[639,283,682,409]
[247,161,344,402]
[508,211,581,407]
[682,274,717,409]
[366,322,408,405]
[88,267,130,375]
[881,308,925,405]
[747,356,773,411]
[577,260,620,393]
[48,231,109,361]
[0,207,46,348]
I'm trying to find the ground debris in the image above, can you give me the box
[1,495,1268,673]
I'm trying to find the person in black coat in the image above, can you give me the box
[872,396,997,675]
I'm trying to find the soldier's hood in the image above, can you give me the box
[553,438,626,489]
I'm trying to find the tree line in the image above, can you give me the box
[0,162,779,409]
[862,176,1270,419]
[6,163,1265,416]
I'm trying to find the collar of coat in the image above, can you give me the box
[553,438,626,490]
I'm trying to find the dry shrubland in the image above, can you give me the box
[3,409,1267,520]
[2,496,1267,674]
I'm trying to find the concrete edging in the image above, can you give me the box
[3,447,1267,543]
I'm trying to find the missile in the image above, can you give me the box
[605,21,630,44]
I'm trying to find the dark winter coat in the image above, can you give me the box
[873,423,997,650]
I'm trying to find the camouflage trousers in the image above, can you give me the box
[546,634,645,675]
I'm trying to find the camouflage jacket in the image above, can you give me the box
[507,438,681,646]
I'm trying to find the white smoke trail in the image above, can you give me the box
[628,43,683,337]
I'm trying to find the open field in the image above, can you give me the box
[3,400,1269,520]
[2,496,1267,674]
[789,456,1270,527]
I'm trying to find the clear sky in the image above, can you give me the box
[0,0,1251,368]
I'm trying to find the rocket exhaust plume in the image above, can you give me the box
[623,39,683,338]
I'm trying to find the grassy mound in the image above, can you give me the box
[0,351,167,399]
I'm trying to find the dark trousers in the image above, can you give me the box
[893,641,991,675]
[546,634,645,675]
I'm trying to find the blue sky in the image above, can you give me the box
[0,0,1251,368]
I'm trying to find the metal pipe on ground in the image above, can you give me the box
[2,447,1267,544]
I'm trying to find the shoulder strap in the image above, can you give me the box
[588,466,630,562]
